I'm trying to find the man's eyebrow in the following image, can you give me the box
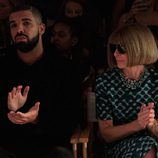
[9,18,33,25]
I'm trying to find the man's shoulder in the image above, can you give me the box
[0,46,17,68]
[0,46,16,58]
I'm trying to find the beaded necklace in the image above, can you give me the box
[119,68,147,89]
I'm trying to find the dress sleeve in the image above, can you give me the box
[95,75,113,120]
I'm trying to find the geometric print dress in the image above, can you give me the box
[95,66,158,158]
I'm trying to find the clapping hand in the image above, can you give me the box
[8,85,30,112]
[137,102,155,130]
[7,102,40,125]
[146,102,155,129]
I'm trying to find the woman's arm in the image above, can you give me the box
[99,119,140,143]
[99,104,151,143]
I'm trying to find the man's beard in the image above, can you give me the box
[14,33,39,53]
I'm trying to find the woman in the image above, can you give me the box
[95,23,158,157]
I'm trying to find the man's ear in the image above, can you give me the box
[39,23,46,35]
[72,37,78,46]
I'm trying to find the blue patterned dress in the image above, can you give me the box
[95,66,158,158]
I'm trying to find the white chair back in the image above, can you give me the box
[87,92,97,123]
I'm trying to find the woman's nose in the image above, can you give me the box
[114,49,120,56]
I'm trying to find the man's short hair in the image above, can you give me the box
[10,4,43,23]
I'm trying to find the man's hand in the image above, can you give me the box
[7,102,40,125]
[8,85,30,112]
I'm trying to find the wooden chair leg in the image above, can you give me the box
[83,142,87,158]
[72,144,77,158]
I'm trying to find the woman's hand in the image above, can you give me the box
[146,102,155,129]
[137,102,155,130]
[8,85,30,112]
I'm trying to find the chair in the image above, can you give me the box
[70,127,81,158]
[70,92,97,158]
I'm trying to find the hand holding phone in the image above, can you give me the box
[131,0,151,14]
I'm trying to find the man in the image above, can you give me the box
[0,4,80,158]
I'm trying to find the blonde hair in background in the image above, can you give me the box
[107,23,158,68]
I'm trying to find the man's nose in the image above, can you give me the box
[17,24,24,33]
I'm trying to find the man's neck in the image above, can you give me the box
[17,43,44,65]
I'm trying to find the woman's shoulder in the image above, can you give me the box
[96,68,119,83]
[146,64,158,78]
[97,67,119,77]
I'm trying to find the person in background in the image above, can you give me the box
[111,0,158,32]
[49,18,90,74]
[95,23,158,157]
[59,0,106,72]
[48,18,93,127]
[60,0,85,18]
[0,4,79,158]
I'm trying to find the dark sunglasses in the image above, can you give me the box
[110,43,126,54]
